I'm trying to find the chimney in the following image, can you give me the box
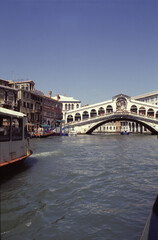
[49,91,52,98]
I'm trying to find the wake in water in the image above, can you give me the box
[30,150,64,158]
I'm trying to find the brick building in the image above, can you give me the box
[43,91,62,126]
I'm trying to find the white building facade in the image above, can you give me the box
[53,95,81,121]
[133,91,158,105]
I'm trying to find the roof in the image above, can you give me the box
[0,79,10,83]
[0,107,26,117]
[44,94,56,101]
[9,80,35,85]
[113,93,131,100]
[0,85,18,91]
[53,95,81,103]
[133,91,158,99]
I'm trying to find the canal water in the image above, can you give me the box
[1,134,158,240]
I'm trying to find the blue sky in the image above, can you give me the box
[0,0,158,105]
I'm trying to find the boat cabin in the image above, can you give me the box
[0,107,31,166]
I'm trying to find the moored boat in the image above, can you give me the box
[120,131,129,135]
[0,107,32,168]
[140,195,158,240]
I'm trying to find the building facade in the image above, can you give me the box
[0,79,62,127]
[133,91,158,105]
[9,80,44,125]
[0,79,18,111]
[43,91,62,126]
[53,94,81,121]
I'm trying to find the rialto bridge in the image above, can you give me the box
[64,94,158,134]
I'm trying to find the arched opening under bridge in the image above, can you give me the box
[86,116,158,135]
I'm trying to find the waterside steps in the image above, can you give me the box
[140,195,158,240]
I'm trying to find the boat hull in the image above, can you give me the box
[0,150,32,167]
[0,150,32,181]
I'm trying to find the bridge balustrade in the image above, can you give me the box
[66,104,158,124]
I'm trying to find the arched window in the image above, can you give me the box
[72,104,74,110]
[106,105,113,114]
[67,115,73,123]
[75,113,81,121]
[68,104,70,110]
[82,111,89,120]
[156,111,158,119]
[98,107,105,116]
[147,108,154,117]
[130,105,137,114]
[65,104,67,111]
[76,104,79,108]
[90,109,97,118]
[139,107,146,116]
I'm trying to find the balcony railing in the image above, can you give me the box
[0,100,18,107]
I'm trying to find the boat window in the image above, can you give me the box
[0,116,11,142]
[12,118,23,141]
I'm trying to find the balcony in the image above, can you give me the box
[0,100,12,108]
[0,100,18,110]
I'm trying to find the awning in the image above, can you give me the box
[40,124,52,128]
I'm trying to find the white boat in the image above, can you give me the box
[0,107,32,168]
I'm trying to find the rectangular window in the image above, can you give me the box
[0,116,11,142]
[31,113,34,120]
[4,92,8,102]
[12,118,23,141]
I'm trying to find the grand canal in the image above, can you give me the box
[1,134,158,240]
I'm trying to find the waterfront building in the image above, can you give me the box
[0,79,18,111]
[128,91,158,133]
[43,91,62,127]
[0,79,63,129]
[133,91,158,105]
[9,80,44,125]
[53,94,81,120]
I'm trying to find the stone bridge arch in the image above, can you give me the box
[86,115,158,134]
